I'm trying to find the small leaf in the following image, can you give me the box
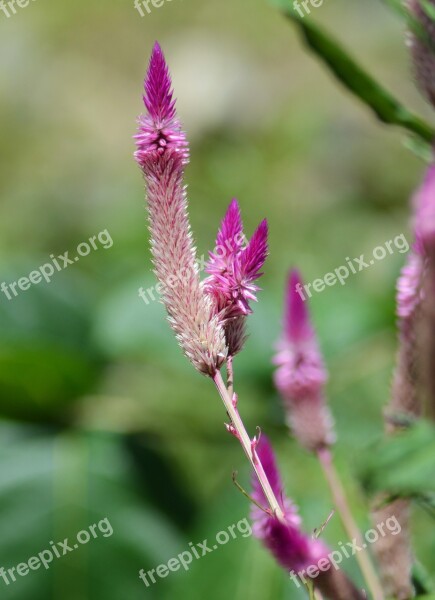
[358,420,435,496]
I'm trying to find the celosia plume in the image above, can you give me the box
[135,43,226,376]
[205,199,268,355]
[372,175,428,600]
[407,0,435,107]
[371,250,422,599]
[273,270,335,451]
[413,164,435,418]
[251,437,364,600]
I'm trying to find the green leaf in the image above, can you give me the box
[358,420,435,496]
[276,2,435,144]
[421,0,435,22]
[413,561,435,596]
[0,424,186,600]
[0,271,105,423]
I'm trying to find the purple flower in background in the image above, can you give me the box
[134,43,226,376]
[251,437,364,599]
[407,0,435,107]
[414,164,435,253]
[204,199,268,354]
[273,270,335,451]
[396,248,424,322]
[250,435,325,575]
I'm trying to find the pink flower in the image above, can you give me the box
[273,270,335,451]
[251,437,364,599]
[134,42,189,170]
[396,248,424,322]
[204,199,268,354]
[413,164,435,253]
[407,0,435,107]
[135,43,226,376]
[205,200,268,318]
[250,435,326,574]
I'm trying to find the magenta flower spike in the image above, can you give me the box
[204,199,268,355]
[413,163,435,417]
[135,41,284,523]
[251,437,365,600]
[273,270,335,451]
[372,250,423,600]
[414,164,435,253]
[135,43,226,376]
[407,0,435,107]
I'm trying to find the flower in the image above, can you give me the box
[412,164,435,417]
[134,42,189,170]
[413,164,435,254]
[204,199,268,355]
[251,436,364,599]
[135,42,226,376]
[407,0,435,107]
[250,436,326,573]
[273,270,335,451]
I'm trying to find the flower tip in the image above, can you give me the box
[285,268,311,342]
[226,198,242,225]
[143,40,175,125]
[152,40,163,55]
[251,434,283,503]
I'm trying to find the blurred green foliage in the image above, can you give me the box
[0,0,434,598]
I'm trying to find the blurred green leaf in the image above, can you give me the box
[413,561,435,596]
[0,271,106,422]
[359,420,435,496]
[276,2,435,145]
[0,424,185,600]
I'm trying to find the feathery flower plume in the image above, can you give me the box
[205,199,268,355]
[371,250,423,600]
[407,0,435,107]
[371,176,428,600]
[389,247,424,425]
[273,270,335,451]
[274,271,383,597]
[251,437,365,600]
[135,42,284,528]
[135,43,226,376]
[414,164,435,417]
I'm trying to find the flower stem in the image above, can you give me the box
[227,355,234,398]
[213,370,284,520]
[317,447,384,600]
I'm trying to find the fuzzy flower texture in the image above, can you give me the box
[408,0,435,107]
[273,270,335,451]
[135,43,268,374]
[251,436,364,599]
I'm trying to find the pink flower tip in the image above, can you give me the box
[144,42,176,125]
[205,202,268,320]
[134,42,189,169]
[286,269,312,343]
[250,436,328,574]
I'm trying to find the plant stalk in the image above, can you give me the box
[317,447,384,600]
[213,370,284,520]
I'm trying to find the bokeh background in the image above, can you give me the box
[0,0,434,598]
